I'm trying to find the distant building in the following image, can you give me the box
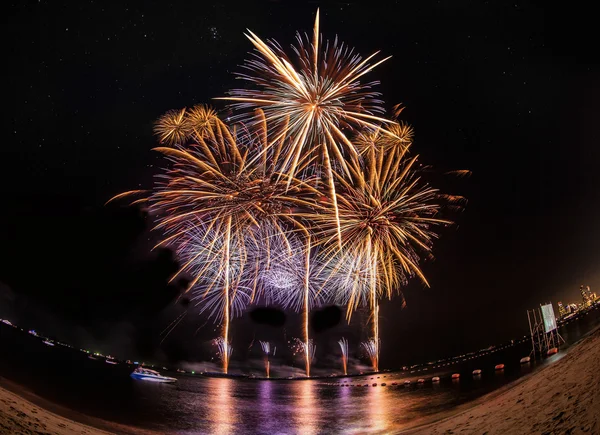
[580,285,593,307]
[569,303,578,313]
[557,301,567,318]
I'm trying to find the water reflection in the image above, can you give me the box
[3,306,598,434]
[364,384,396,434]
[255,381,279,434]
[206,378,237,434]
[293,380,319,434]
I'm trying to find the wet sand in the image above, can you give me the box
[404,326,600,434]
[1,326,598,434]
[0,385,111,435]
[0,379,156,435]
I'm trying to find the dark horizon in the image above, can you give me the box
[3,1,599,367]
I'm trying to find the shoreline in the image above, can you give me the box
[1,325,598,434]
[401,324,600,434]
[0,378,158,435]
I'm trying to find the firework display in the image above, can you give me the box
[361,339,379,371]
[109,9,460,376]
[307,120,451,370]
[215,337,233,369]
[338,338,349,376]
[259,341,275,378]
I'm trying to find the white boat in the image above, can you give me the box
[519,356,531,364]
[432,376,440,382]
[130,367,177,383]
[472,369,482,375]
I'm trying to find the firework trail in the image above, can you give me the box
[257,227,329,377]
[361,339,379,372]
[108,9,463,374]
[259,341,275,378]
[292,338,316,376]
[219,9,399,245]
[215,337,233,369]
[308,122,453,372]
[338,337,349,375]
[109,108,321,374]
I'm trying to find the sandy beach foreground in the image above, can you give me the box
[404,326,600,434]
[0,380,155,435]
[0,386,110,435]
[1,327,599,434]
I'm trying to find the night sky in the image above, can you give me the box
[3,1,599,367]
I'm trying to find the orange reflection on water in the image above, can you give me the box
[366,385,393,433]
[292,380,319,434]
[206,378,237,435]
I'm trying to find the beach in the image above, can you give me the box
[404,326,600,434]
[0,385,110,435]
[0,379,155,435]
[1,327,599,434]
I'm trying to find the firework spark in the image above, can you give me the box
[153,105,220,146]
[221,10,393,156]
[109,109,322,374]
[219,10,400,245]
[259,340,275,378]
[313,139,449,311]
[361,339,379,371]
[153,108,191,146]
[108,8,463,375]
[292,338,316,376]
[257,228,327,311]
[308,124,451,372]
[256,226,328,377]
[176,223,255,323]
[338,337,349,375]
[215,337,233,369]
